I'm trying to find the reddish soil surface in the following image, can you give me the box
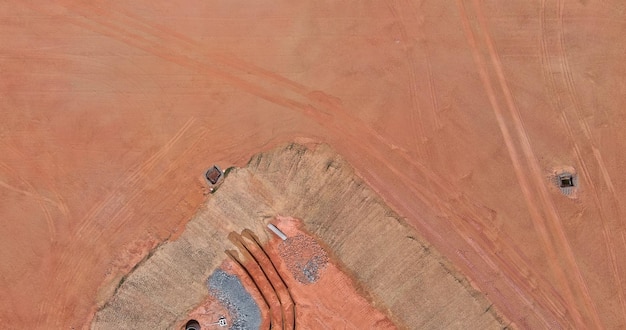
[187,218,395,329]
[2,1,625,328]
[177,292,231,330]
[266,216,396,329]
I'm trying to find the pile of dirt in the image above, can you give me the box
[278,234,329,284]
[91,144,507,329]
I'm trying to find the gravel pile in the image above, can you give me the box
[207,269,261,330]
[278,234,329,284]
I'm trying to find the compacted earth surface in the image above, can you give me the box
[2,1,626,329]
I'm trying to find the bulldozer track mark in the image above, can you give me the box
[93,126,206,242]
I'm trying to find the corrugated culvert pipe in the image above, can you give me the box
[185,320,201,330]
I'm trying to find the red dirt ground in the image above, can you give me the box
[265,216,396,329]
[184,218,395,329]
[2,1,625,328]
[177,290,231,330]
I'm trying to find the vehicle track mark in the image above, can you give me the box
[386,0,426,159]
[474,0,601,326]
[0,155,67,215]
[541,0,626,323]
[53,119,202,317]
[73,117,196,239]
[424,44,442,130]
[337,104,563,327]
[459,0,595,327]
[34,2,317,116]
[0,161,60,241]
[561,116,626,324]
[474,2,603,327]
[52,126,210,326]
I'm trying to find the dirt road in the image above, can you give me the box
[1,0,625,328]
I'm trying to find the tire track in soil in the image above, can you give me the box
[556,3,626,318]
[473,2,603,328]
[541,0,626,323]
[559,111,625,321]
[424,43,443,130]
[474,1,603,327]
[49,120,203,327]
[73,117,196,239]
[34,0,454,208]
[0,152,67,214]
[75,124,205,257]
[458,0,590,327]
[60,117,196,287]
[53,0,520,248]
[397,0,443,131]
[386,0,426,159]
[329,116,563,327]
[0,161,57,242]
[43,0,433,162]
[329,96,573,325]
[30,2,317,117]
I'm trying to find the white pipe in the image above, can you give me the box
[267,224,287,241]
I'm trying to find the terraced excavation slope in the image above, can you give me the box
[92,143,507,329]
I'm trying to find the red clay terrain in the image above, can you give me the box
[264,216,396,329]
[210,222,395,329]
[1,0,626,328]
